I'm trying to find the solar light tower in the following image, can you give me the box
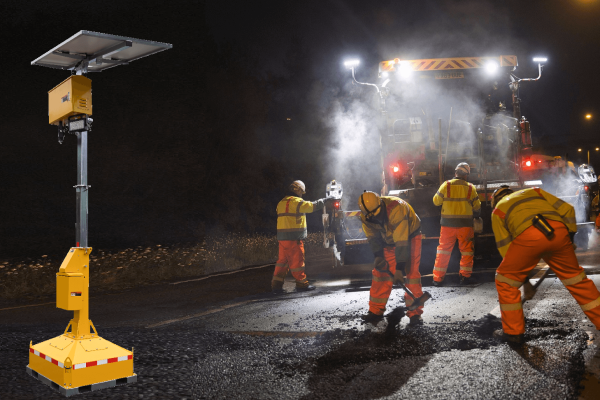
[27,31,172,396]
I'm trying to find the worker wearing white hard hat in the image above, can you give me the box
[272,180,332,293]
[432,162,481,286]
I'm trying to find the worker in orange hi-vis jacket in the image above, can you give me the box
[358,191,424,326]
[491,185,600,344]
[272,180,332,293]
[432,162,481,286]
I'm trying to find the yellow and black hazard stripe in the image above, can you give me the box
[380,55,517,73]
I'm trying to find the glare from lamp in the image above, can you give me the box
[533,57,548,63]
[344,59,360,68]
[397,61,413,78]
[485,60,499,74]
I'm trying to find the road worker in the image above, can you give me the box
[272,180,331,293]
[491,185,600,343]
[432,162,482,285]
[358,191,425,325]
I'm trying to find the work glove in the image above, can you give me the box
[373,257,389,272]
[393,270,405,285]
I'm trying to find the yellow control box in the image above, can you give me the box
[56,273,84,310]
[48,76,92,125]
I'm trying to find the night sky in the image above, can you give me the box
[2,0,600,257]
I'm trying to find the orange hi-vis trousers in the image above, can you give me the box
[272,240,309,289]
[496,220,600,335]
[369,234,423,317]
[433,226,474,281]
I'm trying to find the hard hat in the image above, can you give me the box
[455,162,471,175]
[358,191,382,219]
[290,180,306,194]
[491,185,513,208]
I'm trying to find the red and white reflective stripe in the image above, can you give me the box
[30,348,64,368]
[73,355,132,370]
[30,347,132,369]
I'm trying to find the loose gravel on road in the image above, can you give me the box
[2,316,588,399]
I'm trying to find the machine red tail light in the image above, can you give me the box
[392,166,400,173]
[333,200,340,209]
[585,185,589,192]
[524,159,532,167]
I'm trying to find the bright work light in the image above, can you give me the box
[344,59,360,68]
[533,57,547,62]
[485,60,499,74]
[397,61,413,79]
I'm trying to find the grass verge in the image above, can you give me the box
[0,232,326,302]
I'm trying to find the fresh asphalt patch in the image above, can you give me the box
[186,315,588,400]
[2,316,590,399]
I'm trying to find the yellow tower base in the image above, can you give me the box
[27,248,136,396]
[27,336,135,396]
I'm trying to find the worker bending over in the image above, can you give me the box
[359,191,425,326]
[432,162,481,285]
[273,180,331,293]
[491,185,600,343]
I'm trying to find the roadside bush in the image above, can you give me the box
[0,231,325,302]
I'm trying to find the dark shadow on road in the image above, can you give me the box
[511,319,589,388]
[296,315,504,400]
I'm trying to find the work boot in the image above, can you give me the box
[460,275,476,285]
[493,329,524,344]
[408,315,423,326]
[433,279,444,287]
[271,281,284,294]
[296,285,315,292]
[361,311,384,325]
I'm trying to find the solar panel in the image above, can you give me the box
[31,30,172,72]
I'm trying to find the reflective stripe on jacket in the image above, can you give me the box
[276,196,324,240]
[491,187,577,258]
[361,196,421,263]
[433,178,481,227]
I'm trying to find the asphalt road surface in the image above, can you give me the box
[2,235,600,399]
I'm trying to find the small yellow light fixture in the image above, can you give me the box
[578,148,583,152]
[286,118,291,121]
[586,114,592,119]
[596,147,600,151]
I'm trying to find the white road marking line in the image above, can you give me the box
[0,301,55,312]
[171,264,274,285]
[146,300,257,328]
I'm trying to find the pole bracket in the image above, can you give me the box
[73,184,91,191]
